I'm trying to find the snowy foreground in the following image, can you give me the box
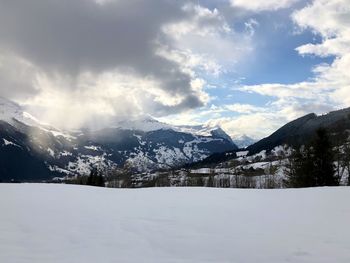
[1,184,350,263]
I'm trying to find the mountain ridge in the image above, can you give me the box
[0,97,238,181]
[247,108,350,155]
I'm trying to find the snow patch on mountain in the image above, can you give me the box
[67,154,115,175]
[48,165,72,175]
[183,140,209,160]
[113,116,172,132]
[47,148,55,157]
[48,129,76,140]
[176,124,225,137]
[2,138,20,148]
[58,151,73,157]
[154,146,187,167]
[84,145,101,151]
[127,151,156,172]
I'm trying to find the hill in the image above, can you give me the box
[247,108,350,154]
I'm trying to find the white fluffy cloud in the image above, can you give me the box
[225,103,266,114]
[291,0,350,107]
[230,0,300,11]
[159,4,251,77]
[207,113,283,139]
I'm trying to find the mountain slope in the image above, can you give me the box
[77,127,237,172]
[0,98,237,181]
[186,107,350,169]
[0,121,52,182]
[247,108,350,154]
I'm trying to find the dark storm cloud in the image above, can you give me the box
[0,54,40,100]
[0,0,204,108]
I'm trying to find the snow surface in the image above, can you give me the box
[1,184,350,263]
[236,150,249,157]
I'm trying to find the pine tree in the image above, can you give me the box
[86,170,94,186]
[287,147,315,188]
[87,168,105,187]
[287,128,337,188]
[207,174,214,187]
[286,148,302,188]
[312,128,337,186]
[342,142,350,186]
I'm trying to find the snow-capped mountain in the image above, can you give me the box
[232,134,256,149]
[0,97,42,127]
[0,97,237,181]
[175,124,235,143]
[111,116,172,132]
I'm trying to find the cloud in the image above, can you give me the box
[230,0,300,11]
[0,53,40,100]
[152,0,350,139]
[0,0,250,128]
[206,113,284,139]
[159,102,278,139]
[227,0,350,137]
[293,1,350,81]
[292,0,350,38]
[292,0,350,108]
[159,4,251,76]
[170,98,335,139]
[0,0,183,75]
[225,103,265,114]
[244,19,259,36]
[239,81,332,100]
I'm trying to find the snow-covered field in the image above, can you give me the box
[1,184,350,263]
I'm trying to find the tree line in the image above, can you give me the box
[71,168,105,187]
[286,128,350,187]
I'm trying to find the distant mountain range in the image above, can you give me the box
[2,96,350,182]
[187,107,350,168]
[0,97,237,181]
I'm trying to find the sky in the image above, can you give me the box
[0,0,349,139]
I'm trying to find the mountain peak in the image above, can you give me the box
[232,134,256,149]
[209,126,234,144]
[0,97,41,126]
[112,115,172,132]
